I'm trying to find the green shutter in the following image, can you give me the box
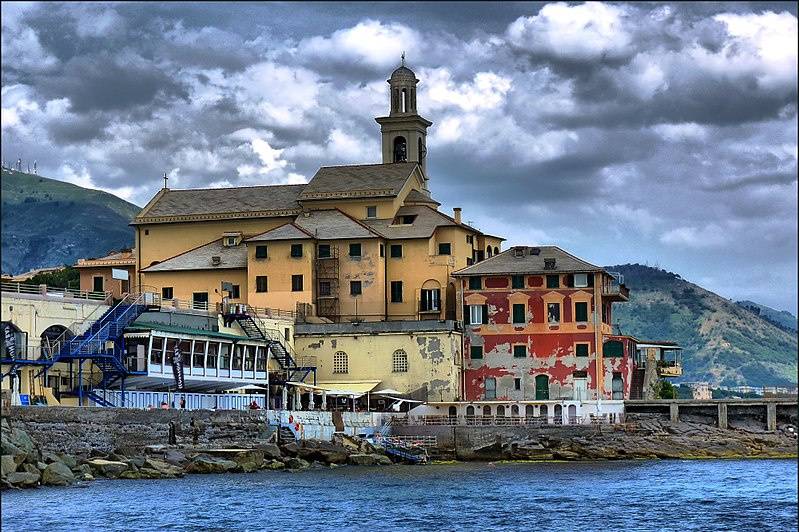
[481,304,489,324]
[469,276,481,290]
[575,302,588,322]
[546,275,559,288]
[512,275,524,289]
[576,344,589,357]
[535,375,549,400]
[513,345,527,358]
[470,346,483,359]
[512,304,526,324]
[604,340,624,357]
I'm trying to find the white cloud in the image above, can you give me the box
[422,68,512,111]
[506,2,633,61]
[652,122,708,142]
[660,224,729,248]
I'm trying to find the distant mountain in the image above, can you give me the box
[1,168,140,275]
[736,300,797,333]
[608,264,798,387]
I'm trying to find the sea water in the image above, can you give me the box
[2,459,797,531]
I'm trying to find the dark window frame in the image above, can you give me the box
[290,243,303,258]
[390,244,403,258]
[546,274,560,289]
[318,244,331,258]
[255,276,268,293]
[513,345,527,358]
[291,275,303,292]
[512,275,525,289]
[350,280,362,296]
[390,281,403,303]
[512,304,526,324]
[470,345,483,359]
[161,287,174,300]
[349,243,362,258]
[438,242,451,255]
[575,301,589,322]
[468,277,481,290]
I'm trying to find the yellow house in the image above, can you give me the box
[131,62,504,324]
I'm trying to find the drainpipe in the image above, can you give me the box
[383,238,388,321]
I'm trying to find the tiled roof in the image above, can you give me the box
[298,163,418,200]
[363,205,479,240]
[453,246,603,276]
[294,210,379,240]
[135,184,305,222]
[245,223,312,242]
[403,189,440,206]
[141,239,247,272]
[76,249,136,267]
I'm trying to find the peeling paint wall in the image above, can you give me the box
[295,329,462,402]
[461,273,629,401]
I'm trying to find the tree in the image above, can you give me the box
[652,379,677,399]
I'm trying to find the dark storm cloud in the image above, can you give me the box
[1,1,796,311]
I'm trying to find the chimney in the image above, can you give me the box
[453,207,462,224]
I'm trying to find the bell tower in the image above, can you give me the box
[375,55,432,175]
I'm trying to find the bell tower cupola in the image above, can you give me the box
[376,54,432,175]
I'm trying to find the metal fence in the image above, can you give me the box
[1,282,111,302]
[392,414,619,426]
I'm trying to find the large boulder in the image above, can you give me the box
[87,459,130,479]
[232,450,264,473]
[1,454,17,478]
[164,450,188,467]
[41,462,75,486]
[143,458,185,478]
[283,457,310,470]
[347,454,378,466]
[7,471,40,488]
[255,443,283,461]
[280,442,299,457]
[185,454,237,474]
[298,440,350,465]
[262,459,285,471]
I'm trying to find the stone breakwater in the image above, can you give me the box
[1,415,392,490]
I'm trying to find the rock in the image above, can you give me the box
[262,459,285,471]
[298,440,350,464]
[280,442,299,457]
[125,456,146,469]
[143,458,185,478]
[6,471,39,488]
[284,457,310,470]
[41,462,75,486]
[185,454,238,474]
[255,443,282,460]
[2,441,27,467]
[36,461,48,471]
[22,463,40,476]
[373,454,393,465]
[138,468,166,479]
[118,470,143,480]
[1,454,17,477]
[348,453,378,466]
[232,450,264,473]
[87,459,130,479]
[41,451,62,464]
[164,450,187,466]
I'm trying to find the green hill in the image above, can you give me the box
[736,300,797,333]
[1,168,140,275]
[609,264,798,387]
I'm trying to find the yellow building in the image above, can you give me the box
[76,249,136,299]
[131,62,503,324]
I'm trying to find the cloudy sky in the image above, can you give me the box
[2,2,797,312]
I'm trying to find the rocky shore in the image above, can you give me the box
[467,418,798,461]
[1,417,392,490]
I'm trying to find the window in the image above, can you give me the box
[392,350,408,373]
[546,275,560,288]
[255,245,268,259]
[366,206,377,218]
[206,343,217,368]
[256,276,268,293]
[575,302,589,322]
[576,344,590,357]
[544,258,556,270]
[290,244,303,258]
[144,229,149,235]
[319,281,331,297]
[466,258,474,266]
[380,244,384,257]
[333,351,348,374]
[291,275,303,292]
[514,378,521,391]
[350,281,362,296]
[390,244,403,258]
[512,275,525,289]
[161,287,173,300]
[400,215,416,225]
[93,276,104,292]
[512,304,526,324]
[513,345,527,358]
[470,345,483,359]
[604,340,624,357]
[192,292,208,310]
[468,277,481,290]
[574,273,589,288]
[485,377,497,400]
[466,235,473,244]
[318,244,330,258]
[231,285,240,299]
[547,302,560,324]
[420,289,440,312]
[349,243,361,257]
[438,243,451,255]
[390,281,403,303]
[469,304,489,325]
[226,236,237,246]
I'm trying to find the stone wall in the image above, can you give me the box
[3,407,271,455]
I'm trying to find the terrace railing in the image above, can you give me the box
[1,281,112,303]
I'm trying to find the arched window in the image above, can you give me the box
[567,404,577,423]
[40,325,72,356]
[487,246,492,257]
[525,404,534,418]
[393,136,407,162]
[401,88,408,112]
[333,351,348,374]
[392,349,408,373]
[482,405,492,416]
[466,405,475,416]
[554,404,563,424]
[539,404,548,419]
[493,246,499,255]
[496,405,506,417]
[448,406,457,417]
[511,405,519,417]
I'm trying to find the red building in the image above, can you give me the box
[453,246,633,401]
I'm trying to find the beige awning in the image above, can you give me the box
[316,380,381,395]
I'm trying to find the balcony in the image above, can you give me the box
[602,279,629,301]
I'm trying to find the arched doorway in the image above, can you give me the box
[496,405,506,417]
[539,404,548,420]
[568,404,577,423]
[448,405,457,418]
[525,404,534,418]
[554,404,563,424]
[393,136,407,162]
[511,404,519,417]
[40,325,72,357]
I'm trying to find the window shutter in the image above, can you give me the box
[566,274,574,287]
[481,304,489,324]
[587,274,594,287]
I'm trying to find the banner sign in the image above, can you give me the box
[171,346,185,390]
[3,323,16,358]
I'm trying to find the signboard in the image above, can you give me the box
[171,346,185,390]
[112,268,129,281]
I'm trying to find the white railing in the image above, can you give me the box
[1,281,112,302]
[92,389,267,410]
[393,414,620,426]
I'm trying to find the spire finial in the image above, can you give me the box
[163,172,168,189]
[401,51,405,67]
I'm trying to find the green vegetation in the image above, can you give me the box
[652,379,676,399]
[1,168,140,275]
[26,266,80,289]
[610,263,798,388]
